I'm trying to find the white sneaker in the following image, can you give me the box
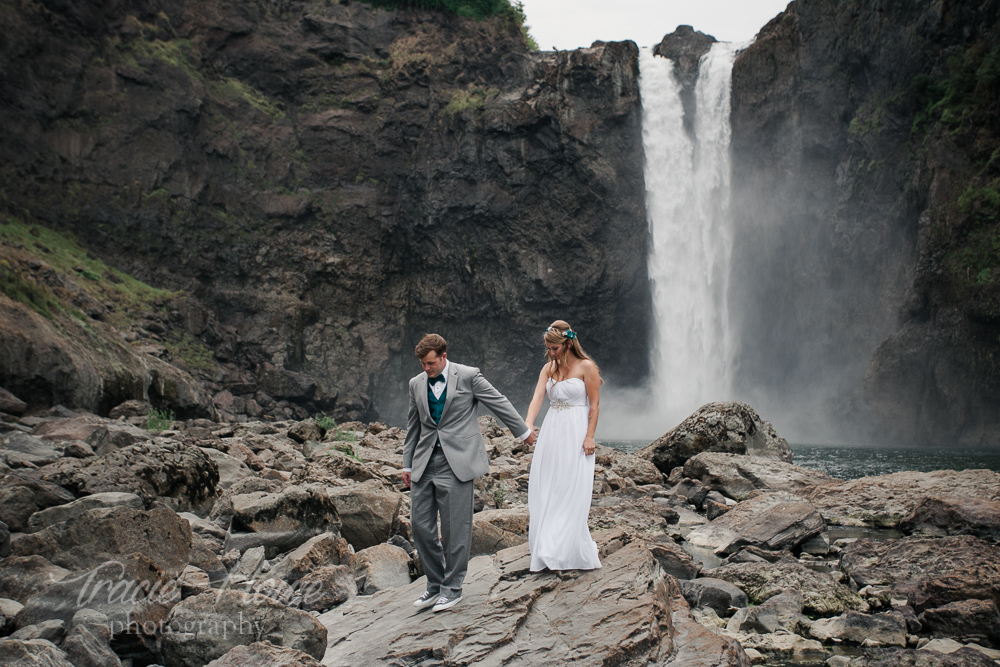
[413,591,438,609]
[432,595,463,612]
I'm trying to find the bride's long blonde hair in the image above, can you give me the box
[543,320,603,384]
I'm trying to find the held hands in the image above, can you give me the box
[582,436,596,456]
[524,429,537,446]
[402,471,411,488]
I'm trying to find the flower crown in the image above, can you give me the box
[547,326,577,340]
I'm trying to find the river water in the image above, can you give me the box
[603,440,1000,479]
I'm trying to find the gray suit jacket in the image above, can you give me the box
[403,362,527,484]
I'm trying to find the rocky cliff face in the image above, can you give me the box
[0,0,650,422]
[729,0,1000,445]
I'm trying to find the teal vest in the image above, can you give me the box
[428,380,446,424]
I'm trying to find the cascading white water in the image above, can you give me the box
[639,42,744,428]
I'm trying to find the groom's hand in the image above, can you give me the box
[402,471,411,488]
[525,431,536,446]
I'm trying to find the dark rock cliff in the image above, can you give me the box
[730,0,1000,445]
[0,0,650,422]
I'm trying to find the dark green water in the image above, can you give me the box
[601,440,1000,480]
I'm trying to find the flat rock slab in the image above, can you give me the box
[805,469,1000,528]
[839,535,1000,612]
[686,491,814,550]
[683,453,837,501]
[319,529,749,666]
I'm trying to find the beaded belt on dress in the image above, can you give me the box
[550,400,579,411]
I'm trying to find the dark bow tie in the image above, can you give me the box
[428,374,446,385]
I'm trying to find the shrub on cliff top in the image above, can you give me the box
[361,0,513,20]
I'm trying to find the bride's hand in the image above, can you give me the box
[582,436,595,456]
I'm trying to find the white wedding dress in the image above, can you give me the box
[527,377,601,572]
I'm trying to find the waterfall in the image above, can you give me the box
[639,42,744,429]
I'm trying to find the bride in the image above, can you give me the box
[524,320,602,572]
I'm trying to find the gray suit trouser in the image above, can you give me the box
[411,447,474,599]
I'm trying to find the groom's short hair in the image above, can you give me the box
[415,334,447,358]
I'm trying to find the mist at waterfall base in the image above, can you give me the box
[597,43,879,446]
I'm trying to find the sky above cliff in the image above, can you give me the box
[518,0,792,50]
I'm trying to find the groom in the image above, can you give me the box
[402,333,535,612]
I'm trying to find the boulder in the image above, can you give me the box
[806,469,1000,528]
[711,556,867,615]
[686,491,811,550]
[638,402,791,474]
[85,422,150,456]
[807,610,908,646]
[0,388,28,415]
[12,506,192,575]
[320,529,749,666]
[108,400,152,419]
[225,484,341,558]
[287,419,325,445]
[0,474,76,531]
[0,555,71,604]
[717,500,825,556]
[900,495,1000,539]
[679,577,749,616]
[31,416,103,442]
[228,547,266,586]
[161,590,327,666]
[268,532,353,585]
[683,452,837,501]
[471,508,528,556]
[2,433,62,466]
[250,578,295,605]
[839,535,1000,611]
[200,447,253,490]
[15,553,178,656]
[26,492,143,532]
[40,441,219,514]
[919,599,1000,648]
[9,618,66,642]
[648,537,702,580]
[205,641,325,667]
[326,480,403,551]
[0,638,75,666]
[351,544,411,595]
[726,589,805,635]
[61,609,121,667]
[297,565,356,612]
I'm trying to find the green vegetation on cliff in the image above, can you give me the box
[360,0,537,48]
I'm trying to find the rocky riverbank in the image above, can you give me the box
[1,397,998,666]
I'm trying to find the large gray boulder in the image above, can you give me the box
[84,422,150,456]
[807,610,908,646]
[679,577,749,616]
[60,609,122,667]
[1,432,62,466]
[326,479,403,551]
[0,474,76,532]
[268,532,353,585]
[320,529,749,666]
[638,402,791,474]
[224,484,341,558]
[686,491,813,550]
[351,544,411,595]
[0,638,75,666]
[919,600,1000,648]
[161,590,327,666]
[839,535,1000,612]
[0,555,71,604]
[26,492,143,533]
[40,441,219,514]
[297,565,356,612]
[900,495,1000,539]
[12,506,192,575]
